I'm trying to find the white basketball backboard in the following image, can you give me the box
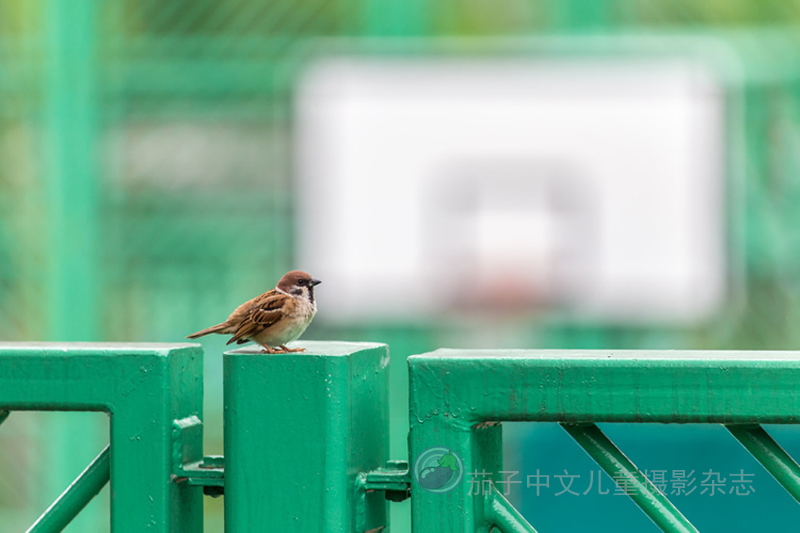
[295,56,726,324]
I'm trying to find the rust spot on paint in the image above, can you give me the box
[473,421,501,429]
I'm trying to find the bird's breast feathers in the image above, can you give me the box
[284,292,317,321]
[247,292,316,344]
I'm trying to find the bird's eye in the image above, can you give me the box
[298,279,306,286]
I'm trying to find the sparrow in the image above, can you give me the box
[187,270,321,354]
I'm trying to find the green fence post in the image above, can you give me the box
[223,341,389,532]
[0,343,204,532]
[408,362,505,531]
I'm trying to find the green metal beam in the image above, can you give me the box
[45,0,98,342]
[561,423,697,533]
[726,424,800,503]
[409,349,800,424]
[28,445,110,533]
[223,341,390,532]
[44,0,101,520]
[0,343,204,532]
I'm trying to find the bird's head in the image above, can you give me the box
[277,270,322,300]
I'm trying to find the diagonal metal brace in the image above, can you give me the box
[29,445,110,532]
[726,424,800,503]
[562,423,697,533]
[484,483,538,533]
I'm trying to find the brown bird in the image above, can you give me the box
[187,270,321,353]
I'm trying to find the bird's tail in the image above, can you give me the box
[186,322,229,339]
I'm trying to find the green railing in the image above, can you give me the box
[408,349,800,532]
[0,341,393,532]
[4,343,800,531]
[0,343,204,532]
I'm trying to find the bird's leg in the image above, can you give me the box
[259,344,283,354]
[279,345,306,353]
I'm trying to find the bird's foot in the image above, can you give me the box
[279,345,306,353]
[259,345,284,354]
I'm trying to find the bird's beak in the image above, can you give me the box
[309,278,322,287]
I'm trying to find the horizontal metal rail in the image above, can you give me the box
[28,445,111,533]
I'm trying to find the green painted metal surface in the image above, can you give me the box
[0,343,204,532]
[410,350,800,424]
[482,485,537,533]
[408,349,800,532]
[223,341,390,532]
[726,424,800,503]
[6,343,800,531]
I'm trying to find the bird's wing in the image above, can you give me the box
[226,290,287,346]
